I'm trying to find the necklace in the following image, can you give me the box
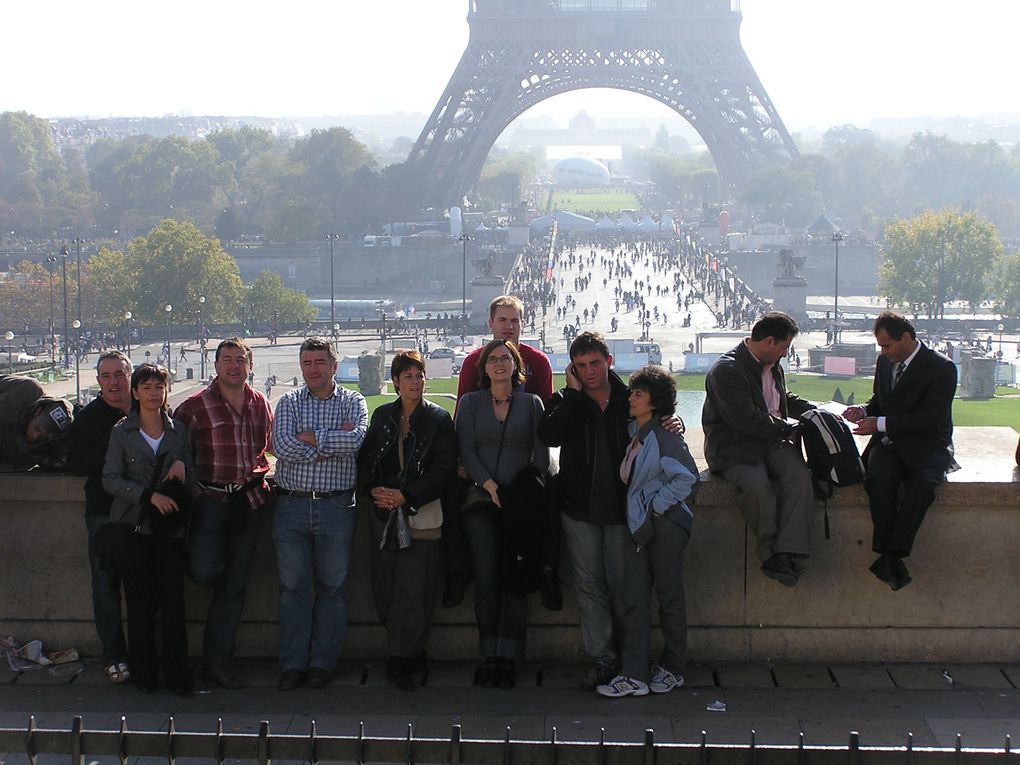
[491,395,512,405]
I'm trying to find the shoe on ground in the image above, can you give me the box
[306,667,331,689]
[202,664,244,690]
[480,657,499,688]
[104,661,131,684]
[405,650,429,675]
[443,572,470,609]
[278,669,306,691]
[582,662,619,690]
[891,557,912,591]
[649,665,685,694]
[498,658,516,689]
[166,681,194,698]
[540,569,563,611]
[761,553,798,587]
[386,656,415,691]
[789,556,807,576]
[869,555,897,587]
[597,675,650,698]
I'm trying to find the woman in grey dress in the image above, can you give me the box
[455,339,549,688]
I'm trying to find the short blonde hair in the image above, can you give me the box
[488,295,525,322]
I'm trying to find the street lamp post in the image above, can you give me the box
[197,296,206,380]
[72,320,81,402]
[459,232,471,340]
[326,234,340,334]
[45,256,56,376]
[124,312,132,359]
[72,238,85,326]
[832,232,844,345]
[997,323,1005,355]
[165,304,173,375]
[4,331,13,373]
[60,246,70,368]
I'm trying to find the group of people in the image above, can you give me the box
[704,310,958,592]
[63,294,701,699]
[9,291,967,700]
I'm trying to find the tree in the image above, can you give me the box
[89,219,243,325]
[879,209,1003,318]
[113,136,230,232]
[248,271,316,325]
[742,163,823,227]
[286,128,377,234]
[992,250,1020,318]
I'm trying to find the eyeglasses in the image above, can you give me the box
[485,354,514,365]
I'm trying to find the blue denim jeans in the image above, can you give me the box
[272,493,356,672]
[188,494,263,670]
[86,514,128,666]
[560,514,627,668]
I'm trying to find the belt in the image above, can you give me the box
[275,488,352,500]
[199,477,265,495]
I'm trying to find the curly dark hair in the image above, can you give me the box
[628,365,676,417]
[476,339,526,388]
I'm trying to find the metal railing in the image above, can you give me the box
[1,717,1017,765]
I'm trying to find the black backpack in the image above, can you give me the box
[798,409,864,500]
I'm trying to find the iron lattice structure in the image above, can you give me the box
[408,0,799,209]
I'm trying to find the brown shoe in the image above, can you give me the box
[278,669,306,691]
[306,667,331,689]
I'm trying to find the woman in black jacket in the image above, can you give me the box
[358,350,458,691]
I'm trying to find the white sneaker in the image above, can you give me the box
[649,665,685,694]
[596,675,649,698]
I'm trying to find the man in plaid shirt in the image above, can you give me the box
[174,337,272,690]
[271,337,367,691]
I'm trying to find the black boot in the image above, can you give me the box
[385,656,415,691]
[498,658,517,689]
[443,572,470,609]
[480,657,499,688]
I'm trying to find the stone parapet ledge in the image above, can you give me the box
[1,427,1017,664]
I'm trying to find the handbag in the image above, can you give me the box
[461,393,513,513]
[94,452,172,572]
[396,432,443,531]
[94,521,142,574]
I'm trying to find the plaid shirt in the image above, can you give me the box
[174,377,273,509]
[272,383,367,493]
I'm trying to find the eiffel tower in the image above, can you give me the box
[408,0,798,209]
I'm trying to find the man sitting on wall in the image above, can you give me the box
[0,374,73,470]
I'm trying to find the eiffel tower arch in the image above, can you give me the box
[408,0,798,210]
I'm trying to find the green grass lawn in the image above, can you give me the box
[351,374,1020,431]
[549,190,642,213]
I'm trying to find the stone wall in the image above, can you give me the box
[2,427,1017,663]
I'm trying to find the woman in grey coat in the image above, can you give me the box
[103,363,195,696]
[456,339,549,689]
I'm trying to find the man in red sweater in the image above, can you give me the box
[448,295,560,610]
[456,295,553,402]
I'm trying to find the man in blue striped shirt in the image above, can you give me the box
[272,337,368,691]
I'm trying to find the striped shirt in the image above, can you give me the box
[272,383,367,493]
[173,377,273,509]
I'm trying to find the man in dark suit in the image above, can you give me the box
[843,311,957,591]
[703,312,816,587]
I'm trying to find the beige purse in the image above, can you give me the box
[397,431,443,533]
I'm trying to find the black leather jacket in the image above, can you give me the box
[537,370,631,521]
[357,398,458,513]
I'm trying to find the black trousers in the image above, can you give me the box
[865,441,944,558]
[123,535,190,688]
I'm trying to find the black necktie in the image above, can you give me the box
[892,361,906,389]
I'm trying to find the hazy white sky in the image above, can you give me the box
[6,0,1019,131]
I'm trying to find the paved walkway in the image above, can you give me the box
[3,659,1020,751]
